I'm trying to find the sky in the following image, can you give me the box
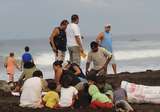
[0,0,160,40]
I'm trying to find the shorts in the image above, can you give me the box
[110,53,116,64]
[90,101,113,109]
[55,50,65,61]
[50,41,66,61]
[68,46,80,66]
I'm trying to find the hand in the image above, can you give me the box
[52,48,58,53]
[18,67,22,71]
[80,47,84,53]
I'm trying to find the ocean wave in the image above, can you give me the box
[34,49,160,66]
[115,49,160,60]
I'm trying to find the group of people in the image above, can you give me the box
[4,46,34,82]
[3,14,135,111]
[49,14,117,75]
[19,66,133,112]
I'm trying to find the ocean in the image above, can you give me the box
[0,34,160,81]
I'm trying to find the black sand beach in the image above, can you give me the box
[1,70,160,112]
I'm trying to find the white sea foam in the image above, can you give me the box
[115,49,160,61]
[33,49,160,66]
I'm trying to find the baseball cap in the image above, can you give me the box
[105,24,111,27]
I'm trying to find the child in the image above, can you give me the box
[87,74,112,109]
[59,73,78,107]
[96,75,113,100]
[89,84,113,109]
[5,52,20,82]
[75,83,92,108]
[113,82,134,112]
[43,80,59,109]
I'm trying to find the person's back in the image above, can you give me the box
[20,77,42,108]
[6,52,20,82]
[43,81,59,108]
[114,87,134,112]
[96,24,117,74]
[59,74,78,107]
[6,57,15,73]
[89,84,111,103]
[114,88,127,102]
[66,14,84,66]
[59,86,78,107]
[22,46,33,64]
[22,52,32,63]
[100,32,112,53]
[88,84,112,109]
[69,63,86,79]
[66,23,81,47]
[20,70,44,108]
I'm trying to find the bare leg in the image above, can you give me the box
[112,64,117,74]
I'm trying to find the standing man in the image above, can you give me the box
[86,41,112,76]
[96,24,117,74]
[21,46,34,69]
[66,14,84,66]
[49,20,69,61]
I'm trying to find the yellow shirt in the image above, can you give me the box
[43,91,59,108]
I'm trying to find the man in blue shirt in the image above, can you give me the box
[21,46,34,68]
[96,24,117,74]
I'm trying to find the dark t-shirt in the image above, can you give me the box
[69,63,86,79]
[60,70,81,86]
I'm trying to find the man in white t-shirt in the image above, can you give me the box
[66,14,84,66]
[20,70,44,108]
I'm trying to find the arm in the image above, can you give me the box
[96,32,104,44]
[41,79,48,91]
[74,25,84,51]
[86,53,92,75]
[30,55,34,64]
[20,60,23,70]
[73,65,81,76]
[4,57,8,68]
[42,94,48,103]
[18,72,25,82]
[14,59,21,70]
[73,87,78,101]
[86,62,90,75]
[49,28,59,52]
[75,36,83,51]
